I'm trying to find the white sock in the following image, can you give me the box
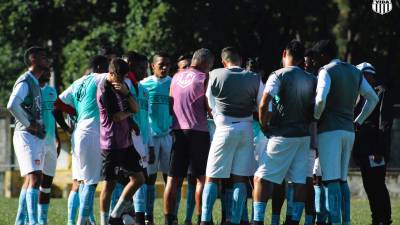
[110,198,131,218]
[100,211,109,225]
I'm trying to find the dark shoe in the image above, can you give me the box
[135,212,145,225]
[109,216,124,225]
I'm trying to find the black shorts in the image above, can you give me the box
[169,129,210,178]
[102,146,143,181]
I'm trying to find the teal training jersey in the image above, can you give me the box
[59,73,105,131]
[41,84,58,145]
[129,83,152,145]
[140,75,172,137]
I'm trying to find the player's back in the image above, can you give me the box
[71,73,106,131]
[209,67,260,118]
[269,66,316,137]
[319,61,362,133]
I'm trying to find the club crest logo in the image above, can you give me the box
[177,71,195,88]
[372,0,392,15]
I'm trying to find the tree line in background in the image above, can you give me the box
[0,0,399,107]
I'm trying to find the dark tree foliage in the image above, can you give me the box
[0,0,399,107]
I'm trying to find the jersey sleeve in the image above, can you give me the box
[264,72,280,97]
[59,85,74,107]
[7,82,30,127]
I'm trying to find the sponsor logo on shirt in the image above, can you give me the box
[150,95,169,105]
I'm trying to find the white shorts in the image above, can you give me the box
[208,120,216,141]
[42,142,58,177]
[72,129,102,185]
[132,133,149,168]
[147,134,172,175]
[254,131,268,164]
[313,157,322,176]
[307,150,316,177]
[206,121,256,178]
[71,152,80,181]
[13,131,44,176]
[318,130,355,181]
[255,136,310,184]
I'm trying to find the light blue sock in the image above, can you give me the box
[24,211,29,225]
[26,188,39,225]
[38,203,49,224]
[291,202,305,222]
[145,184,155,216]
[304,214,313,225]
[286,184,294,218]
[68,190,80,225]
[253,202,266,222]
[224,188,233,221]
[174,185,182,216]
[314,185,327,223]
[271,214,280,225]
[110,182,124,213]
[89,200,96,224]
[15,188,27,225]
[340,182,351,224]
[79,184,96,218]
[201,182,218,222]
[185,182,195,222]
[79,183,84,195]
[324,182,342,224]
[134,185,147,212]
[241,198,249,222]
[231,183,247,224]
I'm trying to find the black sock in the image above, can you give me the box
[252,221,263,225]
[135,212,145,225]
[197,214,201,225]
[165,214,175,225]
[146,214,154,223]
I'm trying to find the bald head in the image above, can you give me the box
[191,48,215,73]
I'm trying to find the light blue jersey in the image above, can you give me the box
[59,73,105,131]
[129,83,152,145]
[41,84,58,145]
[140,75,172,137]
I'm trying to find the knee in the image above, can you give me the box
[133,172,145,186]
[29,171,42,188]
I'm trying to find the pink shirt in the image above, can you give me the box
[171,68,208,131]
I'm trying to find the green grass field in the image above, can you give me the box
[0,197,398,225]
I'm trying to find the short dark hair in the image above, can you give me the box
[177,53,192,62]
[192,48,214,65]
[304,48,317,58]
[24,46,46,66]
[285,40,305,62]
[109,58,129,79]
[124,51,148,64]
[221,47,241,64]
[312,40,338,59]
[90,55,109,73]
[99,44,121,57]
[152,52,170,63]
